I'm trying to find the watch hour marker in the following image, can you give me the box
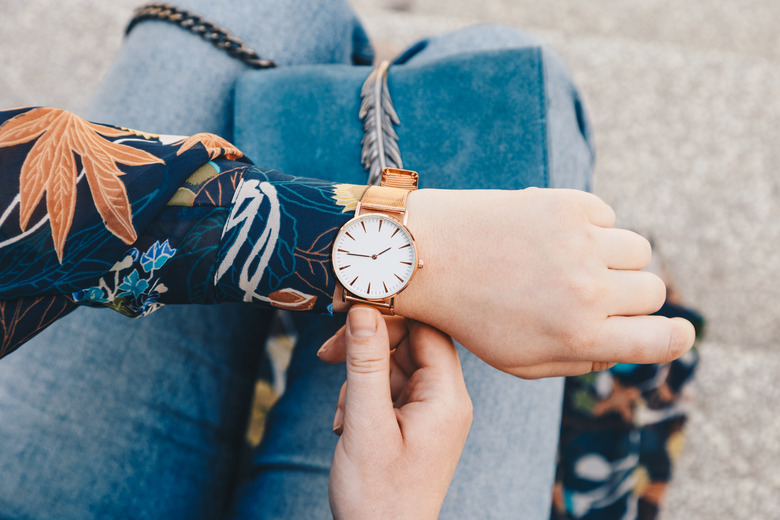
[351,276,359,285]
[394,274,404,282]
[367,283,371,294]
[399,244,411,249]
[361,221,367,233]
[345,232,355,240]
[391,228,399,238]
[339,265,351,270]
[383,282,388,292]
[400,261,412,265]
[378,220,383,232]
[337,248,348,253]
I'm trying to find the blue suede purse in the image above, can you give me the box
[233,48,591,192]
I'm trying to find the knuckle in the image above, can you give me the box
[580,323,603,356]
[566,272,603,308]
[664,330,677,362]
[528,189,574,221]
[664,322,687,361]
[439,391,474,429]
[548,193,578,220]
[559,319,602,360]
[346,353,385,374]
[569,225,598,252]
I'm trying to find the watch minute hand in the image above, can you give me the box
[376,247,392,256]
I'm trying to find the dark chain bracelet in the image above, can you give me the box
[125,3,277,69]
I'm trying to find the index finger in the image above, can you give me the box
[589,315,695,364]
[407,322,464,382]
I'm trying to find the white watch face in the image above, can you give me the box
[333,214,417,300]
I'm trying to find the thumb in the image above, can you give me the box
[344,305,393,427]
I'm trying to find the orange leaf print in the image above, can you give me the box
[17,130,54,230]
[268,289,317,311]
[0,108,57,147]
[0,108,165,262]
[45,139,78,259]
[82,155,136,245]
[176,133,244,161]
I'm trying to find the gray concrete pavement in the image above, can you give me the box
[2,0,778,518]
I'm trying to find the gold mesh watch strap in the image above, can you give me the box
[342,292,396,315]
[357,168,418,221]
[381,168,418,190]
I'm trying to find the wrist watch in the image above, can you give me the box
[332,168,424,315]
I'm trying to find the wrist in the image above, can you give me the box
[331,188,444,319]
[394,188,512,329]
[393,189,446,322]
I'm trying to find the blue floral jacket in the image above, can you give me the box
[0,107,367,359]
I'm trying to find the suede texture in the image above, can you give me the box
[234,48,549,190]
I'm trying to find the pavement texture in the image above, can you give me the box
[2,0,778,518]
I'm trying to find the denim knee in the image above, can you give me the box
[87,0,371,136]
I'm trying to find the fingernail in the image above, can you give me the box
[348,306,377,338]
[317,336,334,357]
[332,408,344,436]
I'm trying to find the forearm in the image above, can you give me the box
[120,163,359,314]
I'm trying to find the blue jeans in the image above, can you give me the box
[0,2,592,519]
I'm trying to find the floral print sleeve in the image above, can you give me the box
[0,107,366,359]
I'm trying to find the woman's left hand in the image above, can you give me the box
[325,306,472,520]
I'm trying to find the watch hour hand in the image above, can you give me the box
[376,247,392,256]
